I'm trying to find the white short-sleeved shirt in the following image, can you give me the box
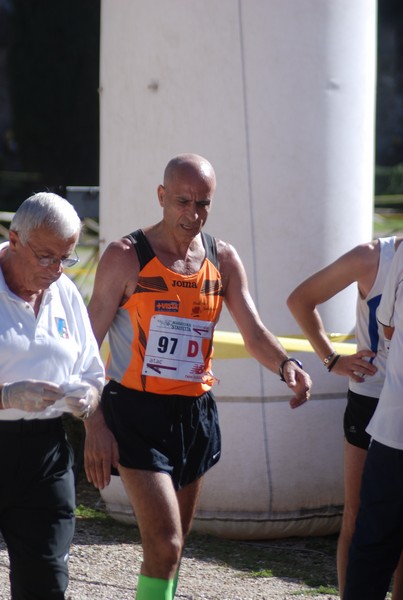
[0,243,105,421]
[367,242,403,448]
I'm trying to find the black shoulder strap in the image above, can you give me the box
[125,230,219,271]
[125,229,155,270]
[201,232,219,270]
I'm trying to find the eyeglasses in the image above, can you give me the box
[25,240,80,268]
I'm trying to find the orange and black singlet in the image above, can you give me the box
[106,229,224,395]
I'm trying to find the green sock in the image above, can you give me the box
[136,574,174,600]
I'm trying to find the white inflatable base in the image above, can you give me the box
[100,474,342,540]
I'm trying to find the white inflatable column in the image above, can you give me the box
[99,0,377,538]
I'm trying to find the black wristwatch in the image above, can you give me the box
[279,357,303,382]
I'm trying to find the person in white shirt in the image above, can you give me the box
[344,240,403,599]
[287,237,403,599]
[0,192,104,600]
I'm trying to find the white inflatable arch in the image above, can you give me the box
[98,0,376,539]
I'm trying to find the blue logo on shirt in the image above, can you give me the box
[55,317,69,338]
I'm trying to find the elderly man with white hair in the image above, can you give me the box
[0,192,104,600]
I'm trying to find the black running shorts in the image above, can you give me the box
[343,389,379,450]
[101,380,221,490]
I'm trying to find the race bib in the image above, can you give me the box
[142,315,214,382]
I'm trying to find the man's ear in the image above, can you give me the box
[157,184,165,207]
[8,229,19,250]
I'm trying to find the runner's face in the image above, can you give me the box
[158,170,215,237]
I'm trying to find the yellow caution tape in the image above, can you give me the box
[100,331,357,363]
[212,331,357,359]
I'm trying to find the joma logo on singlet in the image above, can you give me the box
[172,281,197,288]
[155,300,180,312]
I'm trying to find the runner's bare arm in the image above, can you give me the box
[218,240,311,407]
[85,238,139,489]
[287,243,379,380]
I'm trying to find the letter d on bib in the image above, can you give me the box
[187,340,199,357]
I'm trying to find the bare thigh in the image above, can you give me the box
[177,477,204,536]
[342,440,368,535]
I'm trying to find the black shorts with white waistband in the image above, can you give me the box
[343,389,379,450]
[101,380,221,490]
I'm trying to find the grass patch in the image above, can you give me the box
[373,211,403,237]
[75,503,109,520]
[184,532,338,594]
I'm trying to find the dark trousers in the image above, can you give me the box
[0,419,75,600]
[344,440,403,600]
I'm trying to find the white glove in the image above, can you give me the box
[61,382,98,420]
[1,380,64,412]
